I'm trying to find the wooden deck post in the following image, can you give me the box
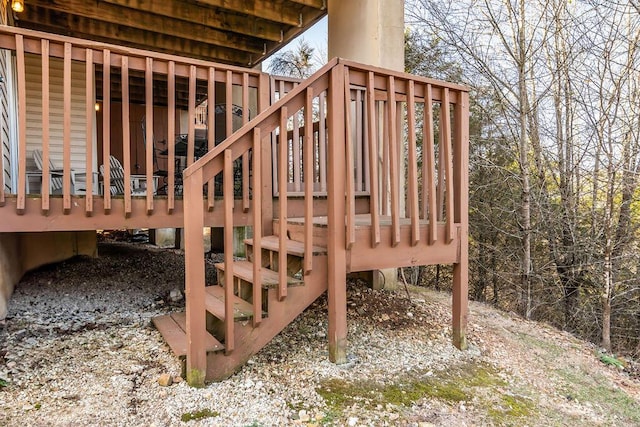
[326,62,348,364]
[184,168,207,386]
[452,91,469,350]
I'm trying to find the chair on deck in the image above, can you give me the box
[32,149,87,194]
[99,155,158,196]
[141,117,183,195]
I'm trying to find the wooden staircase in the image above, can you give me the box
[153,224,328,382]
[154,59,469,385]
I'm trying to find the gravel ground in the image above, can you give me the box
[1,241,639,426]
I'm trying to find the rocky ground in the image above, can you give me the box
[0,239,639,426]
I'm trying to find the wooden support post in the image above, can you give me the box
[327,63,348,364]
[452,91,469,350]
[184,168,207,387]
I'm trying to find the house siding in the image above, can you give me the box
[24,53,92,171]
[1,1,11,192]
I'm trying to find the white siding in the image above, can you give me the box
[0,1,11,192]
[24,53,95,172]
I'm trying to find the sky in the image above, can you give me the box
[261,16,328,72]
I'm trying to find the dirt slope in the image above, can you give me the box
[0,242,638,426]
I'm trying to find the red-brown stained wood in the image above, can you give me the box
[225,70,233,139]
[292,105,301,193]
[326,64,347,364]
[452,91,469,350]
[183,167,207,386]
[145,57,154,214]
[441,88,455,243]
[278,106,288,301]
[102,49,111,213]
[242,72,250,212]
[258,72,273,237]
[223,149,235,353]
[85,48,94,215]
[381,100,388,217]
[167,61,176,213]
[366,72,380,247]
[16,35,26,213]
[343,68,355,249]
[386,75,400,247]
[188,65,197,166]
[207,66,216,211]
[252,128,262,325]
[318,91,327,192]
[423,84,437,244]
[41,39,50,213]
[355,88,363,192]
[121,56,132,217]
[62,42,72,213]
[406,80,419,245]
[303,87,314,274]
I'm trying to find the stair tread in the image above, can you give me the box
[152,312,224,357]
[245,236,327,256]
[205,285,258,320]
[215,260,305,288]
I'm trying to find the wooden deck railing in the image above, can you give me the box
[0,25,268,220]
[181,58,469,383]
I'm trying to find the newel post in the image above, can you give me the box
[452,90,470,350]
[326,62,348,364]
[184,168,207,386]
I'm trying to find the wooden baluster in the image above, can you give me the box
[366,72,380,247]
[362,88,370,194]
[355,89,363,193]
[85,48,94,216]
[407,80,419,245]
[292,106,301,193]
[15,35,26,214]
[387,76,400,246]
[441,88,455,243]
[62,42,72,213]
[423,84,437,244]
[225,71,233,140]
[278,107,288,301]
[258,73,273,237]
[344,68,355,249]
[223,149,235,353]
[145,57,154,214]
[304,87,314,274]
[437,117,445,223]
[272,79,284,194]
[242,72,250,212]
[102,49,111,213]
[184,168,207,386]
[319,91,327,192]
[381,99,389,217]
[207,66,215,210]
[41,39,50,213]
[121,56,132,217]
[188,65,196,166]
[167,61,176,213]
[252,128,262,325]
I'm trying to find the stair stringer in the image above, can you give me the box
[205,255,328,382]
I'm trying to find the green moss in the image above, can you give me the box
[316,362,506,418]
[0,378,8,388]
[180,408,219,422]
[487,394,534,423]
[186,368,206,388]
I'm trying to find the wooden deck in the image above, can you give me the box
[0,26,470,386]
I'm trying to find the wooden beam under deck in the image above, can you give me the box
[0,196,253,232]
